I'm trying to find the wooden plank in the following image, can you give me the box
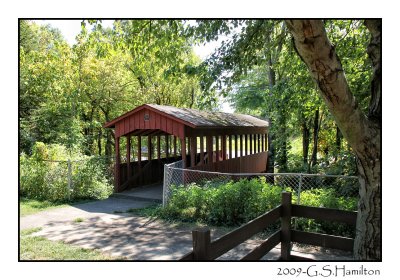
[138,136,142,168]
[190,151,268,174]
[127,135,131,184]
[257,134,261,153]
[166,118,173,135]
[181,137,186,168]
[178,124,184,139]
[192,228,211,260]
[292,205,357,225]
[173,121,179,136]
[240,230,281,260]
[290,254,314,261]
[244,134,248,156]
[134,114,139,130]
[114,137,121,192]
[148,136,152,160]
[184,126,268,137]
[261,134,265,152]
[149,110,155,129]
[155,113,161,129]
[199,136,204,165]
[208,206,281,260]
[291,230,354,252]
[180,251,194,261]
[165,135,169,158]
[129,115,134,131]
[173,136,177,156]
[240,135,243,157]
[157,135,161,160]
[228,135,232,159]
[281,192,292,260]
[139,110,145,129]
[222,135,227,160]
[163,116,168,132]
[215,136,219,162]
[114,123,120,138]
[250,134,253,154]
[206,135,213,165]
[144,109,150,129]
[234,135,238,158]
[190,137,196,167]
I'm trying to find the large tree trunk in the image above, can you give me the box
[285,20,381,260]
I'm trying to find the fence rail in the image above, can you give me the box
[181,192,357,261]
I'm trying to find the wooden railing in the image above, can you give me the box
[180,192,357,261]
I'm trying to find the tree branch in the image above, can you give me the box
[285,20,372,156]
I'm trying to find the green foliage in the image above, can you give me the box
[73,217,84,223]
[162,178,283,226]
[292,188,357,237]
[20,142,113,202]
[161,178,357,237]
[20,20,215,159]
[191,20,370,175]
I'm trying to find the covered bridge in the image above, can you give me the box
[104,104,269,192]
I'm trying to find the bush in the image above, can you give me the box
[161,177,358,237]
[292,188,357,238]
[20,142,113,202]
[161,177,283,226]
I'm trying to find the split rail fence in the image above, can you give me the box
[180,192,357,261]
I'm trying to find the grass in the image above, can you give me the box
[20,198,68,217]
[125,204,161,217]
[73,217,84,223]
[20,228,123,260]
[20,197,97,217]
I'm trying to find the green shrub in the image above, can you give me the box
[20,142,113,202]
[161,177,283,226]
[293,188,357,237]
[161,177,358,237]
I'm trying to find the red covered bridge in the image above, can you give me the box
[104,104,269,192]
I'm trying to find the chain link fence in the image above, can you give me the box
[39,156,115,187]
[163,160,359,208]
[20,155,115,201]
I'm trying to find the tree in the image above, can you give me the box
[191,19,379,259]
[285,20,381,260]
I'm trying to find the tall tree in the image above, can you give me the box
[285,20,381,260]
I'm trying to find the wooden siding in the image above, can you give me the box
[189,151,268,173]
[115,109,185,139]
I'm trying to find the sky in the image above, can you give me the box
[34,19,233,112]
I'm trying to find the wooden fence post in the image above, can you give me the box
[281,192,292,260]
[192,228,211,260]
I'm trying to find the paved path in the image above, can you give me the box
[20,197,153,230]
[20,185,353,260]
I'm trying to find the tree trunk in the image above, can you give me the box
[105,130,112,164]
[302,119,310,165]
[285,19,381,260]
[334,125,342,162]
[97,129,102,156]
[310,109,320,167]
